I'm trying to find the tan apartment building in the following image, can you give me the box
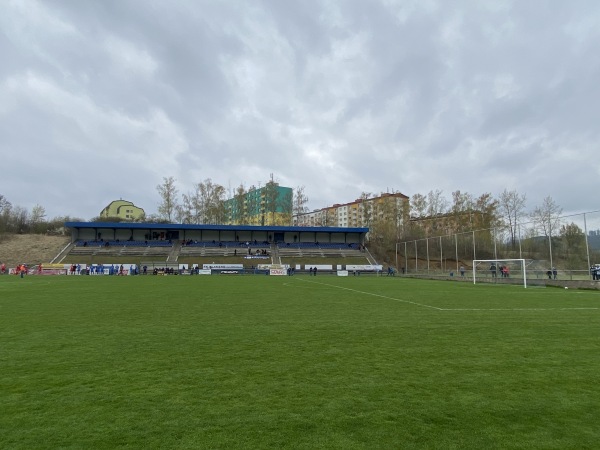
[295,192,409,228]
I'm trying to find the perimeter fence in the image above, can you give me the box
[395,210,600,281]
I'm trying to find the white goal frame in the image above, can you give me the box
[472,259,527,288]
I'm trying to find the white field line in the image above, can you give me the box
[294,278,599,311]
[295,278,444,310]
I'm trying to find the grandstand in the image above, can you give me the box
[59,222,373,272]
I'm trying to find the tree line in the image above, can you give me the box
[0,184,591,256]
[366,188,595,267]
[405,189,564,241]
[0,194,82,235]
[152,176,310,225]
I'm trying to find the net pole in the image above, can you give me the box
[426,238,430,273]
[439,236,443,275]
[493,227,498,261]
[414,241,417,273]
[518,223,523,259]
[455,234,458,275]
[584,213,591,280]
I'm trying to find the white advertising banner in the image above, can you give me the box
[203,264,244,270]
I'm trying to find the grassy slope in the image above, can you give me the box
[0,234,70,268]
[1,275,599,448]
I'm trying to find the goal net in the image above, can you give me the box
[472,259,527,288]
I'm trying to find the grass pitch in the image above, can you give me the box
[1,275,599,449]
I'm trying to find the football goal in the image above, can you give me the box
[472,259,527,288]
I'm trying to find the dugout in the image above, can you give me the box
[64,222,368,245]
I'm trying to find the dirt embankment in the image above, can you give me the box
[0,234,70,268]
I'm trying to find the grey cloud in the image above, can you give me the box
[1,0,599,219]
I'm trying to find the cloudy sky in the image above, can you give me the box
[1,0,599,221]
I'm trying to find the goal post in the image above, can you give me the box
[472,259,527,288]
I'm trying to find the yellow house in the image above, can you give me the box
[100,200,145,221]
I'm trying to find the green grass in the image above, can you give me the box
[1,275,599,449]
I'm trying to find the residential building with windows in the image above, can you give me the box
[294,192,409,228]
[100,200,145,221]
[225,183,293,226]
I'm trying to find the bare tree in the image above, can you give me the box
[472,193,499,230]
[198,179,226,224]
[156,176,179,222]
[181,184,203,224]
[0,195,11,214]
[426,190,449,234]
[530,196,563,237]
[29,204,47,233]
[426,189,448,217]
[174,204,190,224]
[410,193,427,218]
[323,207,337,227]
[560,222,586,258]
[10,206,29,233]
[498,189,527,246]
[0,195,13,233]
[450,190,474,231]
[293,185,309,224]
[231,183,248,225]
[359,192,373,227]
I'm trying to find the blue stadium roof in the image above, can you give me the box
[65,221,368,234]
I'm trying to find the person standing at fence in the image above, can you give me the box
[460,266,465,277]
